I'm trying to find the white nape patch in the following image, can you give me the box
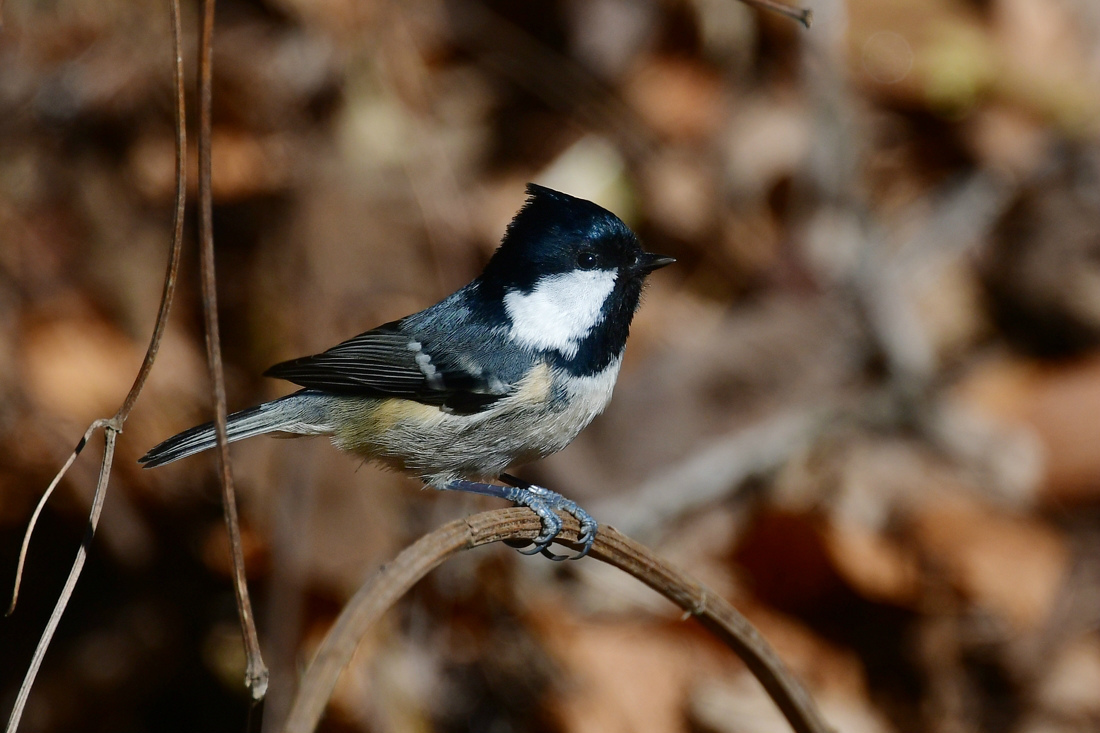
[504,269,617,357]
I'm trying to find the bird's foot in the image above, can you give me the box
[442,475,597,560]
[500,474,597,560]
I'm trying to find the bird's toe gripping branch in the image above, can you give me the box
[442,475,597,560]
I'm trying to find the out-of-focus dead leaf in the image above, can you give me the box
[823,522,921,607]
[1033,633,1100,718]
[639,149,717,240]
[736,601,871,700]
[964,105,1049,178]
[910,258,988,365]
[690,676,894,733]
[990,0,1100,133]
[909,496,1068,631]
[130,130,296,202]
[734,511,846,614]
[538,616,732,733]
[847,0,987,109]
[956,354,1100,501]
[722,95,811,199]
[201,519,270,578]
[733,505,923,612]
[22,314,139,426]
[623,57,727,142]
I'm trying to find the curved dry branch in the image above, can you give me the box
[282,509,831,733]
[7,420,107,616]
[739,0,813,28]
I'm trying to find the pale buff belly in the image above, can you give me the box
[325,359,621,485]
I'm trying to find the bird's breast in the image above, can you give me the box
[528,355,623,452]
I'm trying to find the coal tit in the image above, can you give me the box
[140,184,674,559]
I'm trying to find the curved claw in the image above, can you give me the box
[569,512,598,560]
[515,532,555,556]
[541,547,574,561]
[535,511,596,561]
[513,497,562,555]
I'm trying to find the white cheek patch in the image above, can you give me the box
[503,269,617,357]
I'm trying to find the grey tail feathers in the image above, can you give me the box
[139,392,332,468]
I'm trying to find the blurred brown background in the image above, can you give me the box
[3,0,1100,731]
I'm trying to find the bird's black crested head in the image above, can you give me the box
[470,184,673,375]
[479,183,645,291]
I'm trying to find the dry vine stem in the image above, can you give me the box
[4,1,186,730]
[282,509,831,733]
[197,0,269,701]
[741,0,813,27]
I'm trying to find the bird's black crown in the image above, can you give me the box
[479,183,643,291]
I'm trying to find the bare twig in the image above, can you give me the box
[7,421,103,616]
[197,0,269,701]
[114,22,189,426]
[4,5,188,728]
[738,0,813,28]
[281,509,831,733]
[5,429,118,733]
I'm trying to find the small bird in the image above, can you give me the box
[140,184,674,559]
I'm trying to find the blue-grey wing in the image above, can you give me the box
[264,321,508,414]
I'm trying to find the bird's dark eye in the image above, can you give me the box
[576,251,598,270]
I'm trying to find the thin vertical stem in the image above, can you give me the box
[197,0,269,701]
[113,0,188,425]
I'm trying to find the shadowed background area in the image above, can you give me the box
[3,0,1100,731]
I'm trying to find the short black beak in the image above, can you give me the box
[638,252,676,273]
